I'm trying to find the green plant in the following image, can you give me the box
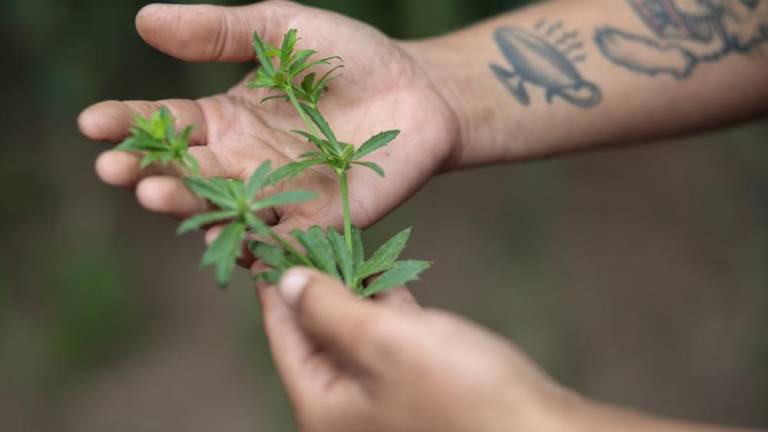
[117,29,430,296]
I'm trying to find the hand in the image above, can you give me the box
[258,267,582,432]
[78,0,459,239]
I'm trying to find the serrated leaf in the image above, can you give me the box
[248,68,276,89]
[252,31,276,76]
[302,105,340,152]
[245,161,272,200]
[244,212,271,237]
[327,228,354,286]
[201,222,246,288]
[250,242,291,270]
[177,209,238,235]
[280,29,298,67]
[253,269,282,285]
[352,161,385,177]
[138,151,171,169]
[288,49,318,76]
[266,158,326,185]
[251,190,316,211]
[301,72,316,95]
[360,260,431,297]
[353,130,399,160]
[356,227,411,280]
[184,177,238,210]
[292,226,339,278]
[291,130,336,155]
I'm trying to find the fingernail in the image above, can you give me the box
[279,270,309,307]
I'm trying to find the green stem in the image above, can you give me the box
[284,86,321,137]
[338,170,353,252]
[270,231,314,267]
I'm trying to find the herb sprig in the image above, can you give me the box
[117,28,430,296]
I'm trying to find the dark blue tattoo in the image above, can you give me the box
[490,24,603,109]
[596,0,768,79]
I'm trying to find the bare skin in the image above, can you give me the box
[78,1,768,430]
[263,268,760,432]
[78,1,458,239]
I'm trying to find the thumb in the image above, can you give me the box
[278,268,389,364]
[135,2,302,62]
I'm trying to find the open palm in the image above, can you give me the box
[79,1,458,244]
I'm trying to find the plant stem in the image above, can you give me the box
[338,170,353,252]
[284,86,321,137]
[270,231,314,267]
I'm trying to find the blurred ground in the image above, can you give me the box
[1,0,766,431]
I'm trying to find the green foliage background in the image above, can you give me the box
[0,0,766,431]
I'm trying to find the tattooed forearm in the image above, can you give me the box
[490,21,602,109]
[595,0,768,79]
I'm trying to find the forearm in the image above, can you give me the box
[570,399,763,432]
[403,0,768,169]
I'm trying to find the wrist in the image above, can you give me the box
[398,37,475,172]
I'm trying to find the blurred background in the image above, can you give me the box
[1,0,767,430]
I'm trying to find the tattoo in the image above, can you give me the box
[595,0,768,79]
[490,22,603,109]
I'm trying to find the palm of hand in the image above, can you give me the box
[81,3,458,237]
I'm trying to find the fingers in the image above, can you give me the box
[96,144,222,186]
[135,2,298,63]
[136,176,210,218]
[79,99,207,144]
[371,286,420,311]
[278,268,396,366]
[252,264,319,401]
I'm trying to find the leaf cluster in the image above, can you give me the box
[117,107,199,175]
[248,29,342,107]
[276,106,399,181]
[178,161,315,288]
[251,226,430,297]
[115,28,431,298]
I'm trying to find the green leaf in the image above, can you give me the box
[300,72,316,95]
[327,228,354,287]
[251,190,316,211]
[360,260,431,297]
[253,269,282,285]
[117,133,166,153]
[245,161,272,200]
[280,29,298,67]
[356,227,411,280]
[352,161,385,177]
[288,49,318,76]
[201,222,246,288]
[351,226,365,269]
[302,105,340,151]
[184,177,237,210]
[260,94,289,104]
[266,158,326,185]
[291,130,336,156]
[252,31,276,76]
[248,68,276,89]
[250,242,291,270]
[244,212,271,237]
[292,226,339,278]
[299,151,325,159]
[314,65,344,91]
[177,210,238,235]
[353,130,399,160]
[138,151,172,169]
